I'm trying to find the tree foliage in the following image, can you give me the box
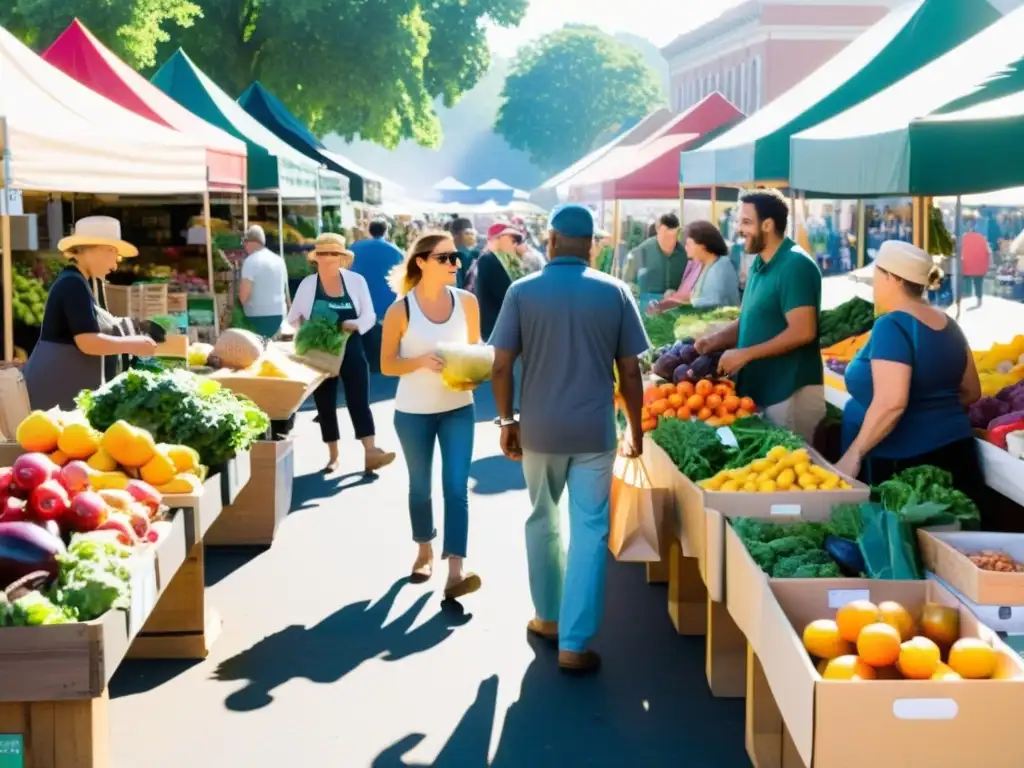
[495,26,665,175]
[0,0,527,148]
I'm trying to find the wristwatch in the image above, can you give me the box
[494,416,519,428]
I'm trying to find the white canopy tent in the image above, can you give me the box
[0,26,210,360]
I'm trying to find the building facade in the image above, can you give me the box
[662,0,905,115]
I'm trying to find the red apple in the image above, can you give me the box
[0,466,13,493]
[147,520,172,543]
[30,480,71,521]
[125,480,162,514]
[58,461,94,495]
[12,453,57,493]
[127,504,150,539]
[0,496,28,522]
[67,491,108,533]
[97,512,136,546]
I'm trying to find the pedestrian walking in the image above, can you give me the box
[380,231,483,600]
[489,203,649,674]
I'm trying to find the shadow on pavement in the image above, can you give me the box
[110,659,203,700]
[290,470,379,514]
[372,560,747,766]
[203,548,266,587]
[212,578,472,712]
[469,455,526,496]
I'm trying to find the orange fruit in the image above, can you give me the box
[919,603,960,648]
[947,638,997,679]
[641,419,658,432]
[739,396,755,411]
[677,381,695,397]
[678,406,692,420]
[697,407,713,421]
[705,417,722,427]
[897,636,941,679]
[715,405,730,419]
[705,393,723,409]
[649,399,669,416]
[836,600,881,643]
[641,406,650,421]
[668,393,683,408]
[695,379,714,397]
[643,386,659,402]
[802,619,852,660]
[856,623,901,667]
[735,408,753,419]
[821,655,876,680]
[713,383,732,398]
[878,601,915,641]
[930,662,961,680]
[722,394,740,412]
[660,383,675,397]
[719,413,736,425]
[685,394,704,411]
[874,665,903,680]
[663,408,677,419]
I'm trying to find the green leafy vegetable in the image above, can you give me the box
[875,465,980,529]
[819,297,875,348]
[650,418,732,481]
[48,534,135,621]
[77,369,269,468]
[731,518,844,578]
[2,591,74,626]
[295,317,346,356]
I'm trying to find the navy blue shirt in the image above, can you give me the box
[349,236,403,319]
[489,256,650,455]
[842,311,972,459]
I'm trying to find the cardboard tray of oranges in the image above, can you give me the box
[641,378,756,433]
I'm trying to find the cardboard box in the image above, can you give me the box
[919,531,1024,606]
[209,347,326,420]
[205,439,293,547]
[756,578,1024,767]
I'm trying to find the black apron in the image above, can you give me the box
[313,273,367,377]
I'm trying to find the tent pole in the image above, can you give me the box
[315,174,323,236]
[611,200,622,278]
[710,186,718,229]
[1,117,12,363]
[678,184,685,228]
[203,189,218,336]
[242,185,249,232]
[856,201,866,269]
[277,195,285,252]
[953,196,963,321]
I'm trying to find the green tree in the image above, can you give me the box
[1,0,527,148]
[495,26,665,175]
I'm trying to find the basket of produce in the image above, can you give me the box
[209,346,326,420]
[641,378,754,432]
[289,304,348,376]
[437,343,494,392]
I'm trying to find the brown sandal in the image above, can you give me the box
[443,572,482,600]
[365,448,396,473]
[527,618,558,642]
[410,559,432,584]
[558,650,602,675]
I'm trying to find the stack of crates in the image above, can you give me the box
[103,282,169,321]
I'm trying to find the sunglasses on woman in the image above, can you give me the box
[424,252,460,265]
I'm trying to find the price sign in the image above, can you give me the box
[0,735,23,768]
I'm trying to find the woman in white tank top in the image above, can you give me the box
[380,231,483,600]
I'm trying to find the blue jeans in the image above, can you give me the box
[521,449,616,653]
[393,405,475,558]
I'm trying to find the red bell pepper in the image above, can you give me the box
[987,420,1024,450]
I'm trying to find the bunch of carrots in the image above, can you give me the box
[641,379,756,432]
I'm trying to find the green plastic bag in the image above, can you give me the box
[230,299,257,332]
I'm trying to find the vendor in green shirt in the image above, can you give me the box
[621,212,687,306]
[695,189,825,441]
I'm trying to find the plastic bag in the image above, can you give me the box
[230,299,257,333]
[437,343,494,391]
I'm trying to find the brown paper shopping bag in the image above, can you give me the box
[609,456,665,562]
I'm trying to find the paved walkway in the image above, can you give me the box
[108,378,745,767]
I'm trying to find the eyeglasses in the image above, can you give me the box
[315,250,343,258]
[427,252,461,265]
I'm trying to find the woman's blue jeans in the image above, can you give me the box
[393,404,475,558]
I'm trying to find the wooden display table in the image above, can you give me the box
[0,510,189,768]
[205,440,294,547]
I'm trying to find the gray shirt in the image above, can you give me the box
[691,256,741,309]
[489,256,650,455]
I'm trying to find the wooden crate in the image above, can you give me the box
[706,596,747,698]
[166,292,189,313]
[205,440,294,547]
[745,645,804,768]
[667,540,707,636]
[102,283,168,321]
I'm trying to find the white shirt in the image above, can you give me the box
[287,269,376,335]
[395,288,474,415]
[240,247,288,317]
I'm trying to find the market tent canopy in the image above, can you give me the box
[434,176,470,192]
[152,50,320,198]
[42,20,247,192]
[680,0,1000,186]
[791,5,1024,196]
[477,179,512,191]
[568,93,742,200]
[529,108,674,208]
[238,81,382,205]
[0,26,207,194]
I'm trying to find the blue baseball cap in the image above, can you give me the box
[550,204,595,239]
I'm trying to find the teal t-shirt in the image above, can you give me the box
[735,239,823,407]
[626,237,687,295]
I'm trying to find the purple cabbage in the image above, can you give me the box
[677,343,699,365]
[988,410,1024,430]
[969,397,1009,429]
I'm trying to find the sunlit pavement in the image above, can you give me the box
[108,377,746,767]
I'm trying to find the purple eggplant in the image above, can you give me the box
[0,521,65,591]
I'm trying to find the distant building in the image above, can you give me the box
[662,0,905,115]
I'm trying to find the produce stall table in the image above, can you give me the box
[0,509,190,768]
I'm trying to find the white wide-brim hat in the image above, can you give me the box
[875,239,931,285]
[57,216,138,258]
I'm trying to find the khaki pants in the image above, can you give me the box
[763,385,826,443]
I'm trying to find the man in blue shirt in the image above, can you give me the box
[350,220,403,373]
[490,203,649,675]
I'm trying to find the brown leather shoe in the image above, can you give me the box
[365,448,396,473]
[527,618,558,642]
[558,650,601,675]
[443,572,482,600]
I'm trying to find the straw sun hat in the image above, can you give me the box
[875,240,933,286]
[311,232,355,260]
[57,216,138,258]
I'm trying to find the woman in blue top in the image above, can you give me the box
[837,241,983,499]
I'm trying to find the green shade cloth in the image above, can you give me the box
[791,5,1024,196]
[151,49,321,197]
[680,0,999,186]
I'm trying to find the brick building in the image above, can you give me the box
[662,0,905,115]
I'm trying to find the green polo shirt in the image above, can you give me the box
[626,236,687,295]
[736,238,823,408]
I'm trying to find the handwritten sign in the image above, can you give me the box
[0,735,23,768]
